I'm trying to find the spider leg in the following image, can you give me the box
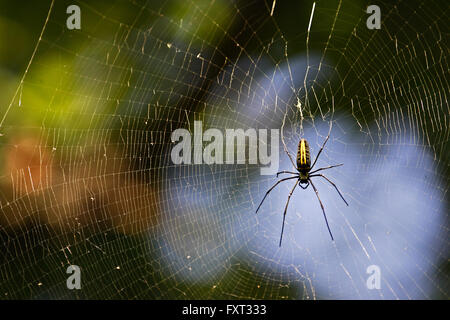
[256,176,298,214]
[276,170,298,177]
[281,111,297,170]
[279,179,299,247]
[309,163,343,174]
[309,179,334,241]
[310,121,333,170]
[309,174,348,206]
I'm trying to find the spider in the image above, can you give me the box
[256,122,348,246]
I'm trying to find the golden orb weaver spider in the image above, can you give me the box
[256,122,348,246]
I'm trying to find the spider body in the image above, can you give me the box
[256,122,348,246]
[297,139,311,183]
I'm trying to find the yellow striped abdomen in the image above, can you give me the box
[297,139,311,171]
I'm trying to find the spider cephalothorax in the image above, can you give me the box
[256,122,348,246]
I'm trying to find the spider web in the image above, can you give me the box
[0,0,448,299]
